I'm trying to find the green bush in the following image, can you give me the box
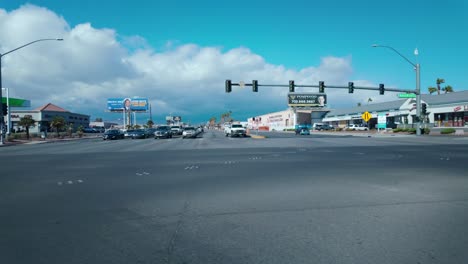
[335,127,343,131]
[423,128,430,135]
[393,128,402,133]
[440,128,456,134]
[284,128,296,131]
[407,128,417,134]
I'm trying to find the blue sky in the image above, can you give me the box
[1,0,467,123]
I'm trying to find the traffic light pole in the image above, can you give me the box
[0,56,4,145]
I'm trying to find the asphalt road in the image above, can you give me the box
[1,130,468,264]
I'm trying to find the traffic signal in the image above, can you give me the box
[252,80,258,92]
[289,80,295,93]
[225,80,232,93]
[348,82,354,93]
[379,84,385,95]
[1,103,7,116]
[422,103,427,115]
[319,81,325,93]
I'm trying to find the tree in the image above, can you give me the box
[18,116,36,140]
[147,120,154,128]
[442,85,454,93]
[50,116,66,137]
[367,98,373,104]
[94,117,103,122]
[436,78,445,95]
[428,87,437,95]
[209,117,217,127]
[134,124,141,129]
[357,102,362,107]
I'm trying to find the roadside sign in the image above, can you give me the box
[377,115,387,129]
[398,93,416,98]
[361,112,372,122]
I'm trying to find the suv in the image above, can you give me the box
[171,125,183,135]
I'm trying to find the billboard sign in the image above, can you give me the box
[288,93,327,107]
[107,98,149,112]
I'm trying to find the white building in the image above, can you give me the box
[11,103,90,133]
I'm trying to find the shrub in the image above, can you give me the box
[423,128,430,135]
[407,128,417,134]
[440,128,456,134]
[335,127,343,131]
[393,128,402,133]
[345,128,354,131]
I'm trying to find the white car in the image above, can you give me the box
[182,127,197,138]
[347,124,369,131]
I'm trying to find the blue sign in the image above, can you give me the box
[107,98,148,112]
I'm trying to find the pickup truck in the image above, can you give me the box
[225,124,247,137]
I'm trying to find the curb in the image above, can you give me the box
[250,135,266,139]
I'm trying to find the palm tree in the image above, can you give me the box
[50,116,66,137]
[146,120,154,128]
[428,87,437,94]
[442,85,454,93]
[367,98,373,104]
[436,78,445,95]
[18,116,36,140]
[357,102,362,107]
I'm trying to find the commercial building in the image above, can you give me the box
[324,91,468,129]
[10,103,90,133]
[248,90,468,130]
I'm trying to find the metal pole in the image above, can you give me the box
[134,111,137,127]
[6,87,10,135]
[0,56,4,145]
[416,63,421,136]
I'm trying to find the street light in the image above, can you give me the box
[372,44,421,136]
[0,38,63,144]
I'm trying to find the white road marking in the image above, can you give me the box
[77,180,83,183]
[67,181,73,185]
[136,173,143,176]
[57,182,63,185]
[143,172,150,175]
[354,152,365,155]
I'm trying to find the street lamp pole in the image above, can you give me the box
[372,44,422,136]
[0,38,63,145]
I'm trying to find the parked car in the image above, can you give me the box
[128,129,147,139]
[347,124,369,131]
[182,126,197,138]
[154,126,172,139]
[315,124,334,131]
[102,130,124,140]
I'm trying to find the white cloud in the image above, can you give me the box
[0,4,389,122]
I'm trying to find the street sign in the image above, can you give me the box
[398,93,416,98]
[361,112,372,122]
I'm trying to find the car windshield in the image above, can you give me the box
[105,130,119,134]
[184,127,195,130]
[231,124,243,128]
[157,127,169,131]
